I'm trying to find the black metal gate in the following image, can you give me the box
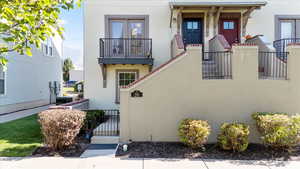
[93,109,120,136]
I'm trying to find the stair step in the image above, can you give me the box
[91,136,119,144]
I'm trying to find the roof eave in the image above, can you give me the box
[169,1,268,8]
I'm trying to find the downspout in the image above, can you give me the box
[169,5,173,28]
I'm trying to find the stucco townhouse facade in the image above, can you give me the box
[0,36,63,115]
[84,0,300,110]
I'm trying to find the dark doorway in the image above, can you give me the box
[182,18,203,46]
[219,19,240,45]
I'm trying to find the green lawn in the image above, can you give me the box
[0,115,43,157]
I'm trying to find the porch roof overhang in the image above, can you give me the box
[169,1,267,36]
[169,1,267,8]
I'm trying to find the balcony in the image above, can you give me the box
[98,38,153,88]
[274,38,300,53]
[99,38,153,65]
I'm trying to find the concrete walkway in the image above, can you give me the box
[0,156,299,169]
[0,105,51,123]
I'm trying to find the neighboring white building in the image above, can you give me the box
[70,69,84,82]
[84,0,300,109]
[0,36,63,115]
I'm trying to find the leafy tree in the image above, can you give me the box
[63,58,74,82]
[0,0,82,68]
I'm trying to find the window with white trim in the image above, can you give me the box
[0,66,5,95]
[116,71,138,103]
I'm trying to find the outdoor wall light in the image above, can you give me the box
[123,144,128,152]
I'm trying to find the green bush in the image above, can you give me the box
[252,112,300,149]
[39,109,86,150]
[74,81,84,92]
[217,122,250,152]
[178,119,211,149]
[81,110,105,134]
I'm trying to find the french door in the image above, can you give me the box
[279,19,300,39]
[109,19,145,57]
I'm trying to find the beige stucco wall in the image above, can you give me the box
[120,44,300,143]
[84,0,300,109]
[248,0,300,42]
[85,64,150,109]
[84,0,171,109]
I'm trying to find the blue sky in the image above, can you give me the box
[60,6,83,69]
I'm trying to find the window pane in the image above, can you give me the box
[224,22,234,30]
[129,73,136,80]
[119,80,126,86]
[187,22,193,29]
[0,67,4,94]
[229,22,234,29]
[281,22,293,39]
[193,22,198,29]
[0,67,4,80]
[119,73,125,80]
[224,22,228,29]
[111,21,124,38]
[129,21,144,38]
[124,80,131,85]
[0,79,4,94]
[49,47,53,56]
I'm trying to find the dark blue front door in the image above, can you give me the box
[182,18,203,46]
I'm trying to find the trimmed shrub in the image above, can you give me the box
[217,122,250,152]
[39,109,86,150]
[178,119,211,148]
[252,112,300,149]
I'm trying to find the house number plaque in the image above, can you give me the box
[131,90,143,97]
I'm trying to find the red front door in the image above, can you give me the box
[219,19,240,45]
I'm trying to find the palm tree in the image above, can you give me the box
[63,58,74,82]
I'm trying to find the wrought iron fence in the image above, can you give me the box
[258,52,288,80]
[93,109,120,136]
[99,38,152,58]
[274,38,300,53]
[202,51,232,80]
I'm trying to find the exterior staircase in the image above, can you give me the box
[202,60,218,79]
[91,110,120,144]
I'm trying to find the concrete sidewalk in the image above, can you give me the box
[0,157,299,169]
[0,105,51,123]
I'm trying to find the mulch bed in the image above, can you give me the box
[31,137,89,157]
[116,142,300,161]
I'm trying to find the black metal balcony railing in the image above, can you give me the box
[258,52,288,80]
[99,38,152,59]
[273,38,300,53]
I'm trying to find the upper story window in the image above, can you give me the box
[0,66,5,95]
[43,38,53,57]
